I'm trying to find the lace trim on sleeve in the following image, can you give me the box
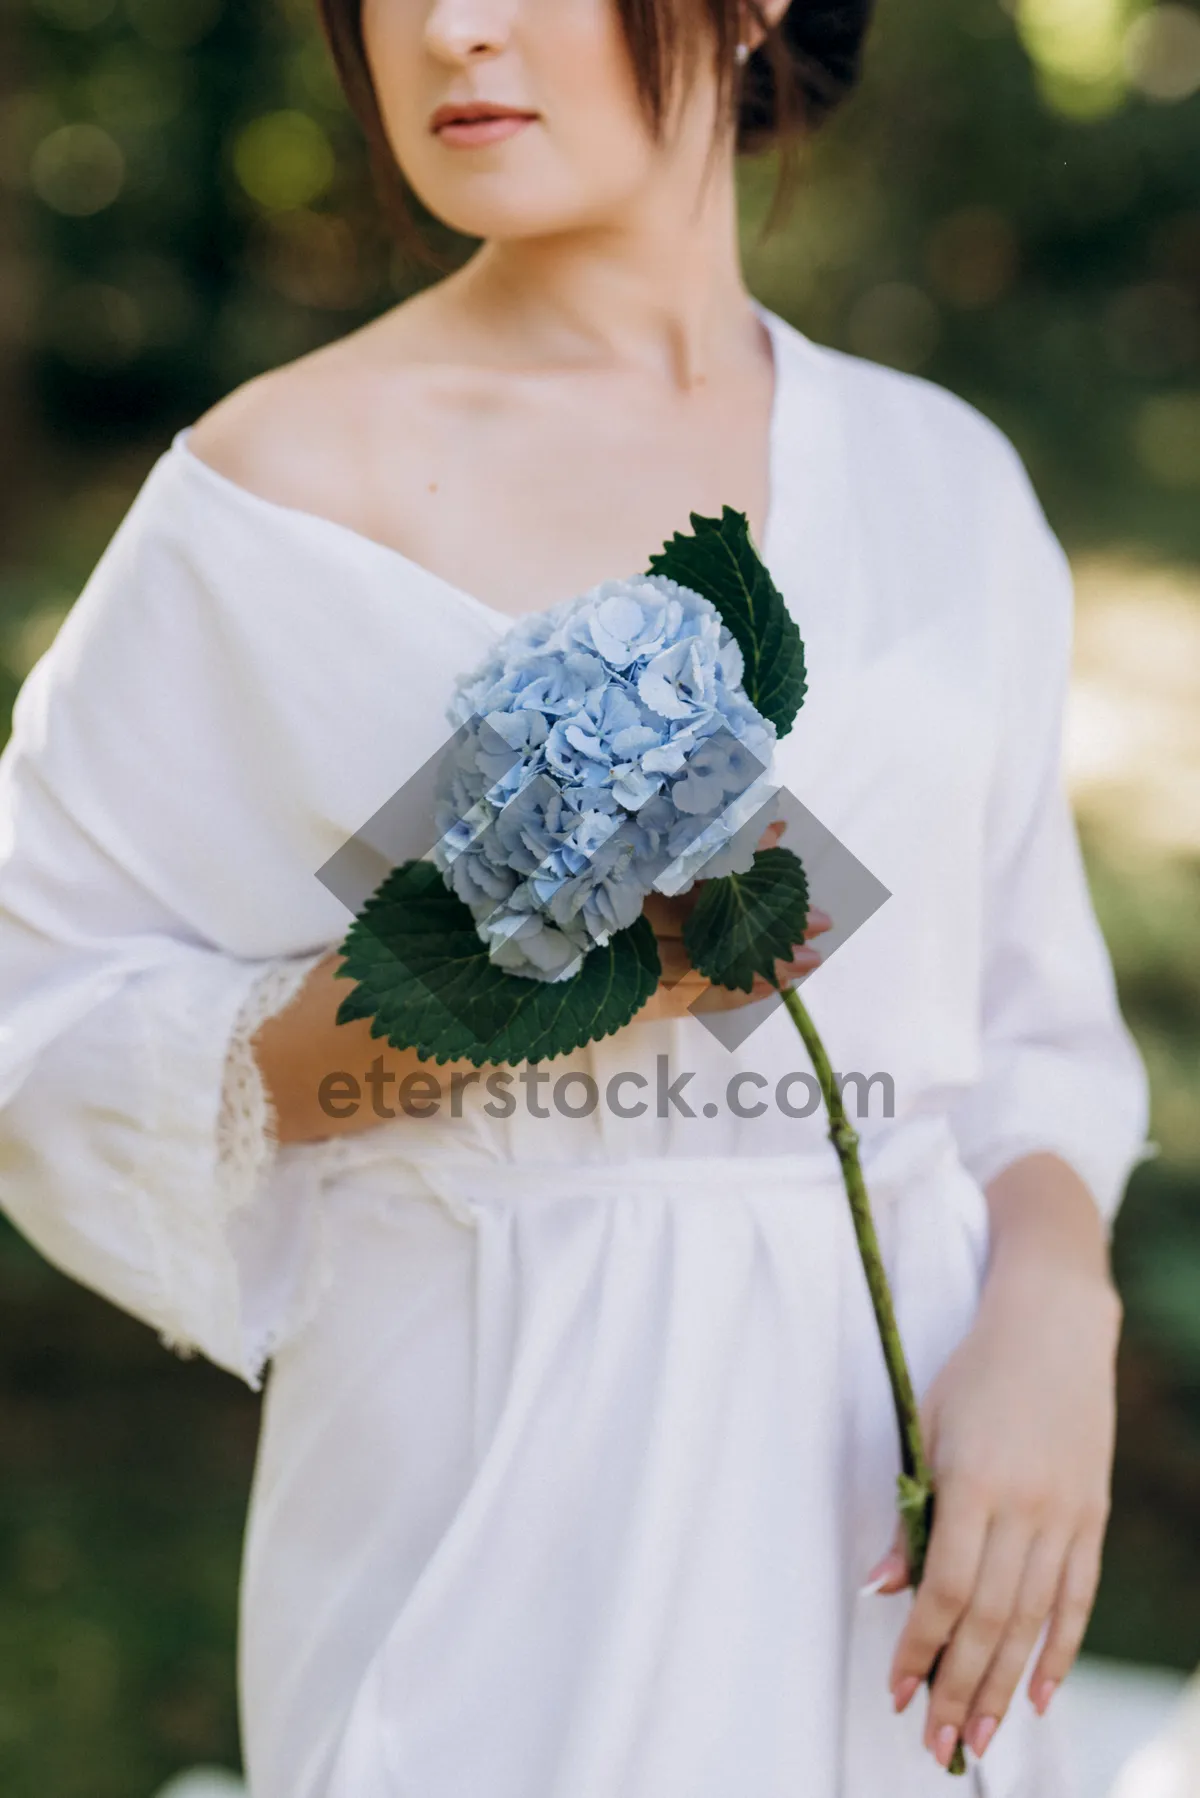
[216,954,325,1199]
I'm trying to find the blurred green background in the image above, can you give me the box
[0,0,1198,1792]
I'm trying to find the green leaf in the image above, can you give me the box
[335,858,661,1067]
[647,506,807,736]
[680,846,809,993]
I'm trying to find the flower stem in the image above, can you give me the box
[780,983,966,1777]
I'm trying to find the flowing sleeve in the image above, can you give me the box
[0,456,343,1386]
[945,442,1153,1226]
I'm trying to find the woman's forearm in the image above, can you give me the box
[252,952,488,1144]
[982,1151,1119,1300]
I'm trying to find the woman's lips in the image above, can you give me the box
[430,104,537,149]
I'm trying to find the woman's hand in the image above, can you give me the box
[634,818,831,1022]
[251,950,482,1144]
[260,820,830,1137]
[864,1155,1122,1769]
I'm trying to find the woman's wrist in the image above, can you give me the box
[253,951,503,1144]
[977,1255,1123,1366]
[980,1150,1122,1339]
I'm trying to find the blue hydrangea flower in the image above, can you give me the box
[432,574,778,982]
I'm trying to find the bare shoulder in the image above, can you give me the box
[184,297,459,522]
[185,321,379,513]
[184,287,540,566]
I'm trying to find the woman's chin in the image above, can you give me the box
[406,176,641,249]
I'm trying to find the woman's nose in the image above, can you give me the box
[424,0,513,62]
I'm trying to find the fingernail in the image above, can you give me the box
[934,1725,959,1769]
[858,1572,890,1596]
[1032,1679,1058,1716]
[967,1716,998,1757]
[892,1676,919,1713]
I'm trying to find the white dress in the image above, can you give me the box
[0,309,1151,1798]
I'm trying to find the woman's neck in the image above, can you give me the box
[442,154,758,393]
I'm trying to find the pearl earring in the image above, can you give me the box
[735,41,750,65]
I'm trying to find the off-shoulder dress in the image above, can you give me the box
[0,308,1150,1798]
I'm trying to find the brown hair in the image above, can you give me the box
[317,0,875,248]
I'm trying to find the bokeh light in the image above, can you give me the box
[85,48,186,136]
[1016,0,1149,116]
[1123,4,1200,102]
[30,122,125,216]
[231,110,336,212]
[1134,394,1200,488]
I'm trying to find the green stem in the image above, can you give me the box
[780,983,966,1778]
[780,986,929,1488]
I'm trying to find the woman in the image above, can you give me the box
[0,2,1151,1795]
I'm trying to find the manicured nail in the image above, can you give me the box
[862,1550,904,1588]
[934,1725,959,1769]
[1032,1678,1058,1716]
[858,1572,891,1596]
[892,1676,920,1713]
[967,1716,998,1757]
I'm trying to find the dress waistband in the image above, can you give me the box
[306,1113,966,1224]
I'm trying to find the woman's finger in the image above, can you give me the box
[1027,1529,1105,1715]
[962,1530,1069,1759]
[778,947,822,979]
[642,893,687,936]
[888,1472,990,1711]
[921,1514,1032,1767]
[652,897,827,1009]
[656,939,695,984]
[803,907,833,940]
[860,1520,910,1596]
[755,818,788,851]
